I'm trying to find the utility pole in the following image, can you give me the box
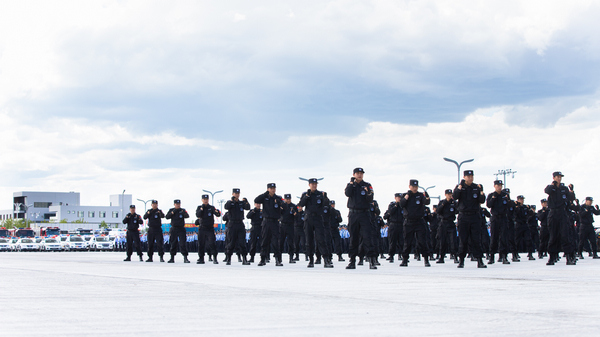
[494,169,517,189]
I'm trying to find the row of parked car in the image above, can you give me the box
[0,235,115,252]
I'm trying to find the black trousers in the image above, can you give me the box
[226,221,247,256]
[348,211,376,259]
[529,226,539,251]
[249,224,262,256]
[294,226,305,256]
[481,223,490,254]
[261,218,281,259]
[387,221,404,257]
[147,228,164,257]
[430,224,439,255]
[489,215,508,255]
[280,222,295,256]
[457,213,483,259]
[539,225,550,254]
[437,220,456,257]
[402,219,429,259]
[515,224,533,253]
[330,225,343,255]
[169,227,188,256]
[548,209,574,254]
[304,214,329,257]
[578,224,598,254]
[198,227,217,257]
[126,229,143,257]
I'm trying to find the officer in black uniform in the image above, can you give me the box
[344,168,377,270]
[544,171,576,265]
[299,178,332,268]
[255,183,284,266]
[166,199,190,263]
[329,201,344,261]
[577,197,600,259]
[246,202,263,263]
[480,207,491,259]
[122,205,144,261]
[399,179,431,267]
[280,194,297,264]
[384,193,404,263]
[528,205,540,257]
[486,181,510,264]
[143,200,165,262]
[453,170,487,268]
[514,195,534,261]
[293,205,305,261]
[224,188,251,265]
[537,199,549,258]
[429,205,439,260]
[436,189,458,264]
[196,194,221,264]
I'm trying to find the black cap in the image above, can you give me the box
[129,205,136,208]
[445,189,452,194]
[494,180,503,186]
[394,193,402,198]
[232,188,240,193]
[409,179,419,186]
[586,197,593,201]
[540,198,547,203]
[330,200,335,205]
[503,188,510,194]
[553,171,564,177]
[201,194,209,199]
[463,170,474,176]
[353,167,365,174]
[174,199,181,204]
[517,195,525,200]
[267,183,276,188]
[151,200,158,204]
[284,194,291,199]
[308,178,318,184]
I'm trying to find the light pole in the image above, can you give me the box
[419,185,436,196]
[494,169,517,189]
[121,190,126,228]
[202,189,223,207]
[443,157,474,183]
[137,199,152,213]
[217,199,225,214]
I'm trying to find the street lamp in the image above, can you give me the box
[137,199,152,213]
[419,185,436,195]
[202,189,223,206]
[443,157,474,183]
[217,199,225,214]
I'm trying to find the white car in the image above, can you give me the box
[9,238,19,251]
[0,238,11,251]
[58,236,69,250]
[17,238,39,251]
[41,238,62,251]
[89,236,114,251]
[64,235,87,251]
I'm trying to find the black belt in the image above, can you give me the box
[460,211,478,215]
[349,209,368,213]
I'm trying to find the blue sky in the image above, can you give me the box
[2,1,600,216]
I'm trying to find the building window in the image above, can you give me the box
[88,211,95,218]
[99,211,106,218]
[34,202,52,208]
[112,211,119,218]
[77,211,84,217]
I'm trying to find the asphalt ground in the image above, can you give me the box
[1,252,599,336]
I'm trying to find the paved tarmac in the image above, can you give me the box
[1,252,599,336]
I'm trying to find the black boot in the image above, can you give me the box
[454,255,459,264]
[546,253,555,265]
[139,255,144,262]
[415,254,421,261]
[436,256,445,264]
[389,256,394,263]
[197,256,205,264]
[294,254,300,261]
[123,256,131,261]
[238,254,242,263]
[345,257,356,269]
[275,256,283,266]
[159,256,165,263]
[225,254,232,265]
[258,256,266,266]
[477,258,487,268]
[183,256,190,263]
[487,253,495,265]
[399,257,408,267]
[369,257,377,269]
[374,257,381,266]
[315,256,322,265]
[146,256,153,262]
[593,253,600,259]
[208,256,213,262]
[424,256,431,267]
[357,256,363,266]
[308,256,314,268]
[213,254,219,264]
[457,257,465,268]
[289,255,296,264]
[305,254,309,261]
[338,254,345,262]
[242,255,251,265]
[566,253,577,265]
[324,257,334,268]
[577,252,584,260]
[168,256,175,263]
[538,252,544,259]
[528,253,536,261]
[502,254,510,264]
[249,255,255,263]
[512,253,520,262]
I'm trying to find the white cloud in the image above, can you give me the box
[234,13,246,22]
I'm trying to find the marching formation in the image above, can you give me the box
[121,168,600,269]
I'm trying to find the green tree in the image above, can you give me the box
[99,221,108,229]
[59,219,68,223]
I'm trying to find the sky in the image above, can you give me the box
[1,0,600,219]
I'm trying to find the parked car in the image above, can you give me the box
[41,238,62,251]
[88,236,114,251]
[9,238,19,251]
[64,235,87,251]
[0,238,11,251]
[17,238,39,251]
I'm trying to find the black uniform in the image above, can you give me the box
[453,181,486,260]
[254,192,284,261]
[514,203,534,255]
[329,207,344,257]
[247,207,263,257]
[298,189,330,258]
[400,190,430,260]
[196,204,221,260]
[538,206,550,257]
[544,182,575,258]
[578,204,600,256]
[293,208,305,258]
[143,208,165,258]
[280,202,297,257]
[384,200,405,259]
[428,208,439,256]
[480,208,491,255]
[436,198,457,259]
[224,197,250,257]
[345,179,376,260]
[486,191,510,258]
[166,207,190,257]
[122,212,144,258]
